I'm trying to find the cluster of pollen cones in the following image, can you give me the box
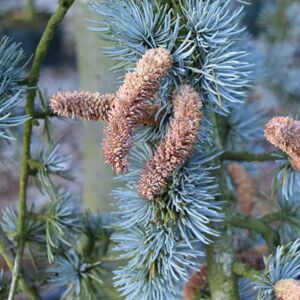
[50,48,203,200]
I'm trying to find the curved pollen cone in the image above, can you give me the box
[50,91,115,122]
[227,163,257,215]
[265,117,300,171]
[138,85,203,200]
[275,279,300,300]
[183,265,207,300]
[102,48,173,173]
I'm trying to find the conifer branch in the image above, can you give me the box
[28,159,44,171]
[233,262,261,282]
[229,214,280,251]
[221,151,277,162]
[32,110,56,119]
[261,211,288,224]
[9,1,75,299]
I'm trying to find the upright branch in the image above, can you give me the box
[9,1,75,299]
[205,114,240,300]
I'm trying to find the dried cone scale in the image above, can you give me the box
[275,279,300,300]
[138,85,203,200]
[265,117,300,171]
[102,48,173,173]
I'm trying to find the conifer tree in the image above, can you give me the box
[1,1,300,300]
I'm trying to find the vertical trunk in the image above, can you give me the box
[71,0,118,212]
[26,0,36,21]
[205,115,239,300]
[206,227,239,300]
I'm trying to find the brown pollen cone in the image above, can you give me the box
[138,85,203,200]
[264,117,300,171]
[50,91,116,122]
[102,48,173,173]
[183,265,208,300]
[227,163,257,215]
[275,279,300,300]
[50,90,160,125]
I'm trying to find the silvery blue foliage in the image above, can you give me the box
[256,239,300,300]
[114,144,222,238]
[43,187,80,262]
[89,0,195,82]
[0,37,29,139]
[180,0,244,51]
[49,249,108,300]
[1,186,80,263]
[38,144,72,179]
[226,101,268,151]
[111,139,224,300]
[114,225,203,300]
[277,193,300,244]
[167,147,223,244]
[272,153,300,201]
[239,278,257,300]
[111,132,222,299]
[89,0,251,299]
[181,0,252,114]
[2,205,45,246]
[33,144,73,191]
[48,213,114,300]
[90,0,251,114]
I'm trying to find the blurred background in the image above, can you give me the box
[0,0,299,214]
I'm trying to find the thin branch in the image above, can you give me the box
[221,151,278,162]
[261,211,288,224]
[229,214,279,251]
[26,211,47,222]
[32,110,56,119]
[233,262,261,282]
[28,159,44,171]
[0,225,40,299]
[9,1,75,299]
